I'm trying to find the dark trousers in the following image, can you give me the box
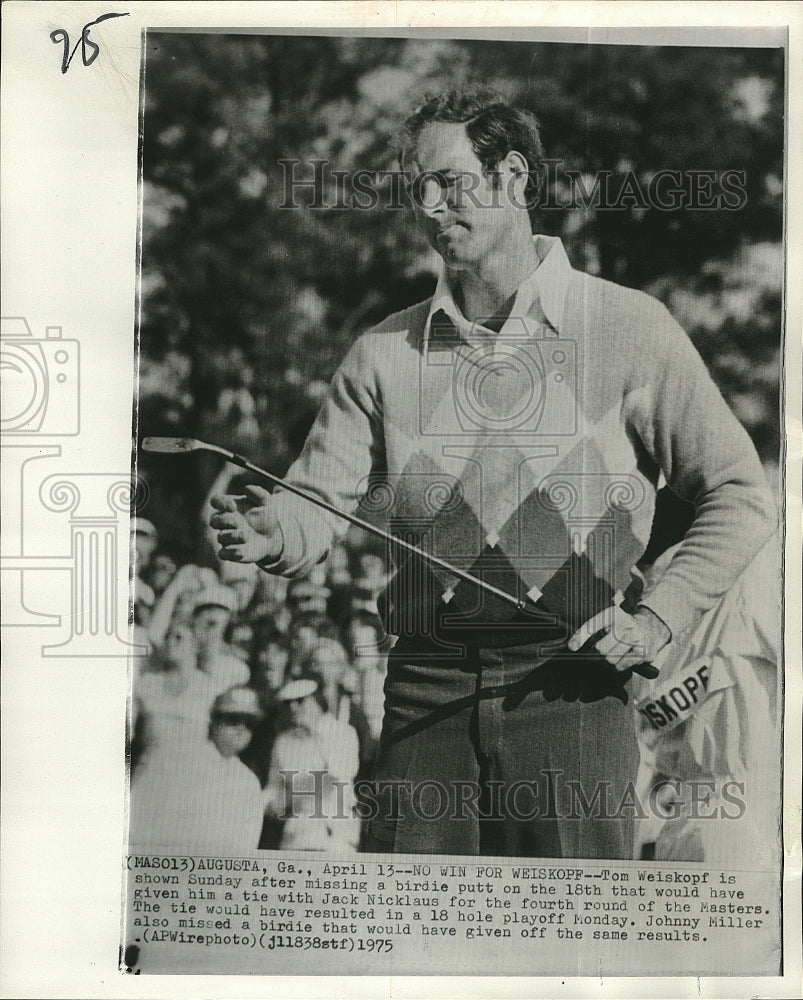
[365,637,640,859]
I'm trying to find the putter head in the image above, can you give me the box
[142,437,203,454]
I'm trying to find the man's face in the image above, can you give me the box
[210,715,254,757]
[357,553,384,583]
[287,694,318,732]
[326,543,351,584]
[192,605,229,651]
[290,624,318,664]
[228,622,254,661]
[146,553,176,596]
[134,598,152,628]
[165,623,196,670]
[256,642,289,692]
[403,122,522,273]
[133,530,157,570]
[309,643,348,685]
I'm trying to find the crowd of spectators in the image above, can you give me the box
[128,476,780,864]
[128,496,391,855]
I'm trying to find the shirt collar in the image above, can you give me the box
[424,235,572,345]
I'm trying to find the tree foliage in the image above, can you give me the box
[137,34,784,547]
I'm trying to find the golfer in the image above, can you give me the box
[210,89,775,858]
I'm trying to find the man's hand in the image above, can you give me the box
[567,605,670,676]
[209,486,283,564]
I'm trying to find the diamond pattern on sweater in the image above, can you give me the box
[359,316,656,631]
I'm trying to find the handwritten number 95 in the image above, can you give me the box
[50,12,129,75]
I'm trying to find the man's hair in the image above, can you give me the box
[401,88,545,216]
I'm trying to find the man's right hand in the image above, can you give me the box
[209,486,283,564]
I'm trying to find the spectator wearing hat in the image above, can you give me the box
[131,519,159,654]
[191,584,250,690]
[303,639,376,783]
[131,517,158,578]
[132,583,248,797]
[234,625,290,847]
[240,626,292,847]
[138,620,198,680]
[132,579,156,656]
[324,540,354,628]
[129,685,265,853]
[247,571,291,633]
[249,624,292,709]
[349,551,388,617]
[209,686,265,770]
[133,579,156,628]
[265,676,360,852]
[132,606,249,764]
[226,620,255,663]
[239,626,291,787]
[285,612,339,676]
[130,621,207,771]
[148,563,219,647]
[286,573,331,618]
[143,547,179,599]
[130,619,197,776]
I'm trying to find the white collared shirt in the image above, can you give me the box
[424,234,573,350]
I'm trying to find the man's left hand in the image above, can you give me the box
[568,605,671,675]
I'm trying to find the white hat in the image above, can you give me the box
[287,578,331,600]
[132,517,158,538]
[191,584,237,615]
[276,678,318,703]
[212,686,263,719]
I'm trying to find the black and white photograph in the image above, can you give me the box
[125,24,786,976]
[1,3,800,996]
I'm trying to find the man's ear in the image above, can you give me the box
[503,149,530,205]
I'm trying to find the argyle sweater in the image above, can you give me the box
[266,261,775,649]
